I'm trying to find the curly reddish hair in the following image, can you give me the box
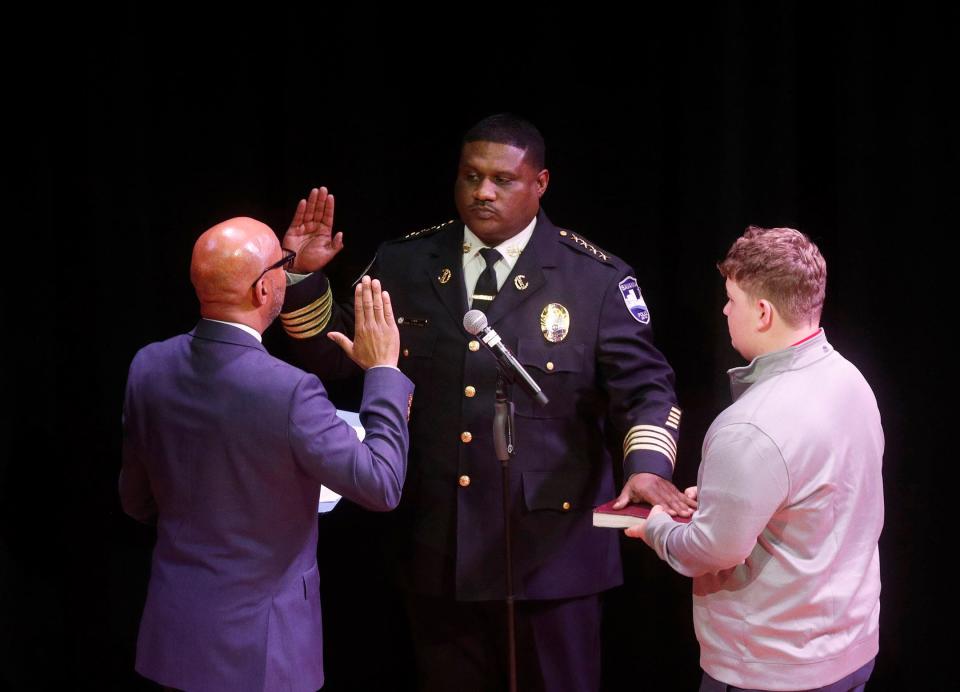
[718,226,827,327]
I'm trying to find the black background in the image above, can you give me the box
[5,3,954,689]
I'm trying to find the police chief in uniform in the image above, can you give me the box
[278,114,695,691]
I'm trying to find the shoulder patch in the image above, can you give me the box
[619,277,650,324]
[557,229,612,263]
[389,219,457,243]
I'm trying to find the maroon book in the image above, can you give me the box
[592,499,692,528]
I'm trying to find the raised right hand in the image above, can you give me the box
[282,186,344,273]
[328,276,400,370]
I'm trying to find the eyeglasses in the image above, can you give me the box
[251,248,296,287]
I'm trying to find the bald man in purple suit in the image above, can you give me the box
[120,217,413,692]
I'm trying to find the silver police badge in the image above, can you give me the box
[540,303,570,342]
[618,277,650,324]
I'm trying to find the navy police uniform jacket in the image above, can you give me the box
[281,210,681,601]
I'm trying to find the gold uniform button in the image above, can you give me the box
[546,361,555,371]
[403,348,409,357]
[464,386,476,398]
[562,501,571,511]
[559,230,568,237]
[460,431,473,443]
[459,475,471,487]
[468,340,480,352]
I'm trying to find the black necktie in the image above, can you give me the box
[472,248,502,313]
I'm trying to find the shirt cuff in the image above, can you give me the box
[285,270,311,285]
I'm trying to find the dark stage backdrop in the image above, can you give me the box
[6,4,953,690]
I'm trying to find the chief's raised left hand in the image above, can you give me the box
[283,186,343,273]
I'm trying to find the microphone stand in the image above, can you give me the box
[493,369,518,692]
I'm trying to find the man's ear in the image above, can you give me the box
[536,169,550,198]
[251,278,269,308]
[757,298,775,332]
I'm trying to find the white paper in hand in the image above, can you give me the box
[318,410,366,514]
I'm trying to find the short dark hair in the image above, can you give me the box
[462,113,546,170]
[718,226,827,327]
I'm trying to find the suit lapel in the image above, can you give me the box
[425,223,470,327]
[485,211,559,328]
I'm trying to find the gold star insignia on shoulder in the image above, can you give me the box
[396,220,456,242]
[559,230,610,262]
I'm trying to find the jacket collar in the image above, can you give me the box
[190,318,268,353]
[728,328,833,401]
[425,208,560,331]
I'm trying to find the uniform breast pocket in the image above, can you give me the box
[514,338,589,419]
[521,468,592,513]
[398,327,437,385]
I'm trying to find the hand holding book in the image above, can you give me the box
[610,473,697,518]
[592,499,692,529]
[594,486,698,543]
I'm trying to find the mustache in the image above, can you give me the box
[469,202,497,213]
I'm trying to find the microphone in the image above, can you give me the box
[463,310,549,406]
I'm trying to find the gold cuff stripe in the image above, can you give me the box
[624,442,677,467]
[281,312,332,334]
[283,310,325,328]
[286,316,329,334]
[669,406,682,416]
[281,288,333,339]
[280,289,332,320]
[623,431,676,453]
[285,322,329,340]
[624,425,676,454]
[623,437,677,459]
[666,420,679,430]
[283,311,331,337]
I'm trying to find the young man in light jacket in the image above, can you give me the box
[628,226,883,692]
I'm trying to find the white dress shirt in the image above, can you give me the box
[462,217,537,307]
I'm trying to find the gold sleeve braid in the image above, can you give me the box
[280,286,333,339]
[666,406,681,430]
[623,424,677,468]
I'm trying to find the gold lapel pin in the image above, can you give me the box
[438,268,452,284]
[514,275,529,291]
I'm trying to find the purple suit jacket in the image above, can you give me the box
[120,319,413,692]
